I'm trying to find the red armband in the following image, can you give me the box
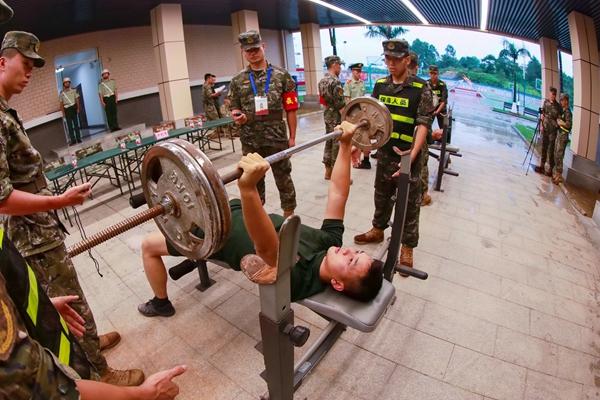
[319,95,327,107]
[283,91,299,111]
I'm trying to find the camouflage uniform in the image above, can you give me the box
[202,82,221,121]
[220,101,240,137]
[0,269,81,400]
[228,31,298,211]
[0,71,108,374]
[540,98,561,169]
[319,63,345,168]
[370,41,433,248]
[554,106,572,175]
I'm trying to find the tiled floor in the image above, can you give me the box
[66,94,600,399]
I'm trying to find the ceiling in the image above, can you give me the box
[2,0,599,52]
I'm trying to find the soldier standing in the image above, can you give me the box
[228,30,299,217]
[60,77,82,145]
[535,87,561,176]
[345,62,372,170]
[0,31,143,386]
[552,93,572,184]
[354,39,433,272]
[319,55,346,179]
[427,65,448,133]
[98,68,120,132]
[203,73,223,121]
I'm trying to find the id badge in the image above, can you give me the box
[254,96,269,116]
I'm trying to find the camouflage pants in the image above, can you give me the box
[241,142,297,211]
[26,244,107,375]
[420,142,429,196]
[322,120,341,168]
[541,126,557,169]
[553,132,569,174]
[204,103,221,121]
[372,150,422,248]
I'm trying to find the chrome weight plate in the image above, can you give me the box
[341,96,392,151]
[141,139,231,260]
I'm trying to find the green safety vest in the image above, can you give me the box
[375,76,425,150]
[0,228,91,378]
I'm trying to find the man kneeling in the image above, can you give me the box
[138,121,384,317]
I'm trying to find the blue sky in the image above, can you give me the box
[292,25,573,76]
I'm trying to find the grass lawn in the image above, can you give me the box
[514,123,536,142]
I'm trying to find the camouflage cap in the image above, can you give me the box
[238,30,263,50]
[429,64,439,72]
[382,39,409,58]
[1,31,45,68]
[0,0,13,24]
[324,55,344,68]
[349,62,363,70]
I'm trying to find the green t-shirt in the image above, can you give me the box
[168,199,344,301]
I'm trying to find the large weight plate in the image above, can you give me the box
[142,139,231,260]
[341,97,392,151]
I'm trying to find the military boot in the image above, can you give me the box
[422,192,432,206]
[356,158,371,169]
[399,246,413,274]
[101,367,145,386]
[99,331,121,351]
[354,227,384,245]
[324,167,332,180]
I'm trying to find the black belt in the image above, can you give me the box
[247,110,284,123]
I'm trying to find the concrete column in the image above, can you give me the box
[282,30,296,72]
[150,4,193,121]
[231,10,260,71]
[300,23,323,100]
[539,37,560,102]
[568,11,600,162]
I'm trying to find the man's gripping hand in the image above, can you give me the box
[237,153,270,191]
[335,121,357,145]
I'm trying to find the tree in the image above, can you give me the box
[411,39,439,70]
[499,39,531,103]
[525,56,541,86]
[459,56,480,70]
[364,25,407,40]
[480,54,496,73]
[439,44,458,68]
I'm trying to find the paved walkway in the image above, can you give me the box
[66,94,600,399]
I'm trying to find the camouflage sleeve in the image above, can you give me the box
[564,109,572,131]
[330,80,346,111]
[228,77,241,110]
[0,123,14,203]
[416,85,434,127]
[283,71,296,93]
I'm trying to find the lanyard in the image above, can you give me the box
[249,67,272,96]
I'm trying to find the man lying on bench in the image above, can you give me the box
[137,121,384,317]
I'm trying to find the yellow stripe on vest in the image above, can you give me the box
[391,113,415,124]
[0,228,3,250]
[379,95,410,107]
[390,132,414,143]
[412,81,424,88]
[58,332,71,365]
[26,265,39,326]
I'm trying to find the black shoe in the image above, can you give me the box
[370,152,379,159]
[77,139,82,144]
[69,141,77,146]
[137,298,175,317]
[356,159,371,169]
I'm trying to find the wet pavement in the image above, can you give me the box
[66,92,600,399]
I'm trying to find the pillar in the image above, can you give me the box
[539,37,560,101]
[300,23,323,101]
[231,10,260,71]
[282,30,296,72]
[150,4,193,121]
[568,11,600,162]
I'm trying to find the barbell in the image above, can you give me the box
[67,96,392,260]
